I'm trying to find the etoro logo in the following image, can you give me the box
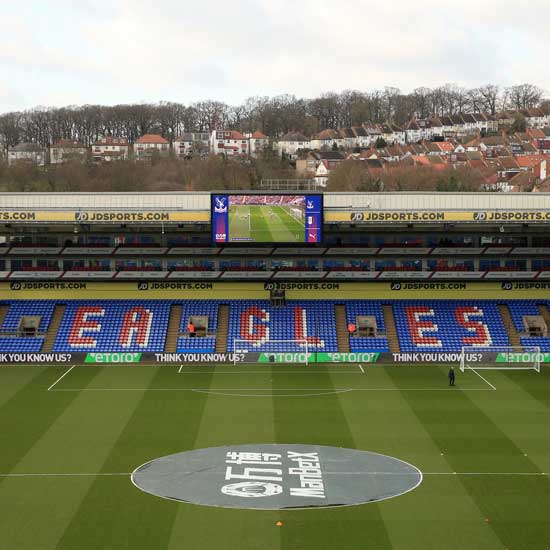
[221,482,283,498]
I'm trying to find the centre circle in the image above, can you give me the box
[131,444,422,510]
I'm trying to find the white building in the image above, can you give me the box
[7,142,46,166]
[246,131,270,158]
[134,134,170,161]
[210,130,248,157]
[276,132,311,159]
[91,137,129,162]
[173,132,210,158]
[310,129,344,151]
[50,139,87,164]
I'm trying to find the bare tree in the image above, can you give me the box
[505,84,544,110]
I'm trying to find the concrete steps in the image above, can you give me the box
[216,304,230,353]
[334,304,350,353]
[498,304,521,348]
[165,304,183,352]
[382,304,401,353]
[43,304,66,352]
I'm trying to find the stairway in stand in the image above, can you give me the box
[216,304,230,353]
[382,304,401,353]
[43,304,66,352]
[164,304,183,352]
[334,304,350,352]
[498,304,521,347]
[0,304,9,329]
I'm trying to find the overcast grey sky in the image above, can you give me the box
[1,0,548,111]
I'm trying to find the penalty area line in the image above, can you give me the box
[468,368,497,391]
[47,365,77,392]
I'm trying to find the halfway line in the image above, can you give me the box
[50,387,493,392]
[0,471,547,478]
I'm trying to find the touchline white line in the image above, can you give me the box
[47,365,77,392]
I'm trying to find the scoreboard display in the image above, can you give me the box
[212,194,322,244]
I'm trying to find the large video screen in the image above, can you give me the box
[212,194,322,244]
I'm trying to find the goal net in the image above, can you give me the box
[459,345,541,372]
[233,339,310,365]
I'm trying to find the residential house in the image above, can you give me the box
[310,129,344,151]
[438,116,454,137]
[351,126,371,148]
[339,128,357,150]
[246,131,269,158]
[134,134,170,161]
[296,151,344,186]
[276,132,311,159]
[50,139,87,164]
[380,123,406,145]
[173,132,210,158]
[210,130,248,157]
[429,117,445,138]
[7,142,46,166]
[532,127,550,153]
[497,110,516,128]
[405,119,422,143]
[91,137,129,163]
[525,108,550,128]
[363,124,382,144]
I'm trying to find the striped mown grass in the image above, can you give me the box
[0,364,548,550]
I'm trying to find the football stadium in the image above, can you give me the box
[0,190,550,549]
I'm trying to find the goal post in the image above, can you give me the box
[233,339,310,365]
[459,345,541,373]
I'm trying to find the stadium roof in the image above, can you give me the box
[1,192,550,212]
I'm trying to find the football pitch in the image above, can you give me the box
[0,363,549,549]
[229,205,305,242]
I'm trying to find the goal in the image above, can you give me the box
[233,339,310,365]
[459,345,541,372]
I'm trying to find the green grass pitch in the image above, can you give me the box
[229,205,305,242]
[0,363,549,549]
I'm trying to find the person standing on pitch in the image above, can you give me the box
[448,366,455,386]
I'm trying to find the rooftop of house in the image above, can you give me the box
[51,139,85,148]
[9,142,45,152]
[94,137,129,146]
[279,131,310,142]
[314,129,340,140]
[135,134,169,144]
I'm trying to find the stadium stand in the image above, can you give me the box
[0,338,45,352]
[2,299,550,354]
[345,301,390,352]
[177,301,218,353]
[52,301,171,352]
[1,301,56,333]
[393,301,509,352]
[227,300,338,352]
